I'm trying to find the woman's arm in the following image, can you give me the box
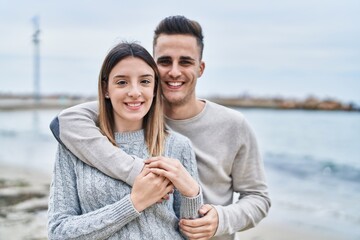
[49,101,144,186]
[48,144,141,239]
[145,136,203,219]
[48,145,171,239]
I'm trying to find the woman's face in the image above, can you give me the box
[107,57,155,132]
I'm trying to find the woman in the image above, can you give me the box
[48,42,203,239]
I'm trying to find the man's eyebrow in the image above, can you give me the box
[157,56,196,62]
[157,56,171,61]
[179,56,195,62]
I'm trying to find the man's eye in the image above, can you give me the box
[158,60,171,65]
[180,61,192,66]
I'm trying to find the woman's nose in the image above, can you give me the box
[128,85,141,98]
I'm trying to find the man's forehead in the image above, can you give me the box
[153,34,200,59]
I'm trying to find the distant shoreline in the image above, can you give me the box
[0,93,359,112]
[210,96,359,112]
[0,94,95,111]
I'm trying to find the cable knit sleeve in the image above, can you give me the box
[47,144,141,240]
[170,135,203,220]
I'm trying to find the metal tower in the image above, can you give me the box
[32,16,41,102]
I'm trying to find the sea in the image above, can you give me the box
[0,108,359,239]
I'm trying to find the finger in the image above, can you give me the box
[147,160,174,171]
[180,223,216,240]
[199,204,213,215]
[165,184,174,194]
[182,231,210,240]
[179,222,207,234]
[180,225,212,239]
[149,168,173,179]
[181,232,209,240]
[144,156,163,164]
[180,217,208,228]
[162,194,170,200]
[140,166,151,176]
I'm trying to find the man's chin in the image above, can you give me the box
[163,95,187,106]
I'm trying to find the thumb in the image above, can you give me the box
[140,165,151,176]
[144,156,160,164]
[199,204,213,215]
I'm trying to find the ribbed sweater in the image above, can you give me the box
[48,130,203,240]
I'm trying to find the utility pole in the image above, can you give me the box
[32,16,40,102]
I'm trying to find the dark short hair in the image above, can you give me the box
[153,15,204,59]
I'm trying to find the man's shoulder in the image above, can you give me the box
[205,99,246,121]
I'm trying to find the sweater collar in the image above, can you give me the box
[114,129,145,144]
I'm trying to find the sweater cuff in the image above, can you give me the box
[108,195,141,224]
[126,156,144,186]
[180,188,203,219]
[212,205,224,236]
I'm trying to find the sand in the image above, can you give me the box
[0,164,346,240]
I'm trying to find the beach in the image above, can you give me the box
[0,108,359,240]
[0,165,345,240]
[0,164,50,240]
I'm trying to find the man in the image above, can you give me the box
[50,15,270,240]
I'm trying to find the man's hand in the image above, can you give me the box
[179,204,219,240]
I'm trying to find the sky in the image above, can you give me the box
[0,0,359,104]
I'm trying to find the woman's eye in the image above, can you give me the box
[141,79,151,84]
[116,80,127,85]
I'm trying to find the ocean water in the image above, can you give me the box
[0,108,359,239]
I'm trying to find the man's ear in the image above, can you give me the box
[198,61,205,78]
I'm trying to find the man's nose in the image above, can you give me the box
[169,64,181,79]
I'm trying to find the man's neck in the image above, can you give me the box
[164,99,205,120]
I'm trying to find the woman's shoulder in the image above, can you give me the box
[166,130,191,144]
[164,131,193,153]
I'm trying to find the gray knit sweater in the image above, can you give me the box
[51,100,271,240]
[48,130,203,240]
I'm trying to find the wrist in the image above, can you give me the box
[183,184,200,198]
[130,193,145,212]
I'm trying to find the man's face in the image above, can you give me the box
[154,34,205,106]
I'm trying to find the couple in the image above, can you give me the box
[47,15,271,240]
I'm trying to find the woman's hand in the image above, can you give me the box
[131,166,174,212]
[144,156,199,198]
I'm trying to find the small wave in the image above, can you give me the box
[264,152,360,183]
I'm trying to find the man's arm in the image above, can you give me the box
[49,101,144,185]
[212,119,271,235]
[179,119,271,238]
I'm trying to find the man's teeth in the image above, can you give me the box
[127,103,141,107]
[168,82,182,86]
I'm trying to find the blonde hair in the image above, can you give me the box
[98,42,166,156]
